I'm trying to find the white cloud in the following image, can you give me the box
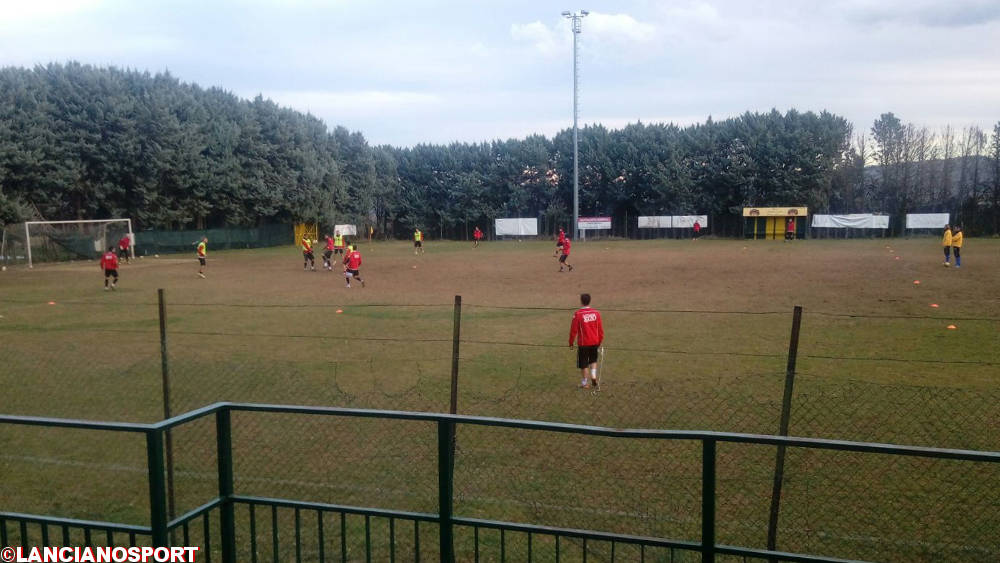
[586,13,656,42]
[0,0,103,25]
[510,21,565,56]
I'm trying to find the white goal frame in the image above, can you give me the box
[25,219,134,268]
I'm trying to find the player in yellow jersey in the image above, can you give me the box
[951,226,963,268]
[414,228,424,255]
[302,236,316,271]
[941,224,952,266]
[196,237,207,278]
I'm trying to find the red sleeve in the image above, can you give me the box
[569,311,580,345]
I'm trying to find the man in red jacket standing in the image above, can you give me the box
[569,293,603,389]
[99,246,119,291]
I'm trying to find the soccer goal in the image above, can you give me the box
[20,219,134,268]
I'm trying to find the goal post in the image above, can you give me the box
[23,219,134,268]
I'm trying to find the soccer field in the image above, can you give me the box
[1,238,998,561]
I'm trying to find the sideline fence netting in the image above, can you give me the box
[1,296,999,561]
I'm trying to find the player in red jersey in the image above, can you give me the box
[342,243,365,288]
[554,228,566,257]
[99,246,119,291]
[558,238,573,272]
[117,235,131,264]
[322,234,335,270]
[473,226,483,247]
[569,293,603,389]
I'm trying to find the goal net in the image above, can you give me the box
[2,219,134,268]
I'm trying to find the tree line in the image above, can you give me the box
[1,63,997,237]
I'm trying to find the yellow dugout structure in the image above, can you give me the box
[294,223,319,244]
[743,207,808,240]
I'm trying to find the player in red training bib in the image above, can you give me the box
[99,246,119,291]
[343,244,365,288]
[117,235,131,263]
[558,238,573,272]
[569,293,603,389]
[322,234,335,270]
[554,228,566,257]
[473,226,483,248]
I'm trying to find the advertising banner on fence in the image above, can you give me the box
[334,224,358,236]
[905,213,949,229]
[672,215,708,228]
[494,218,538,236]
[638,216,671,228]
[742,207,808,217]
[811,214,889,229]
[578,216,612,230]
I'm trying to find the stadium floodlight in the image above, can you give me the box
[562,9,588,240]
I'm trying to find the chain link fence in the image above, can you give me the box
[1,295,998,561]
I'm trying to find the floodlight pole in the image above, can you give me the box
[564,10,588,240]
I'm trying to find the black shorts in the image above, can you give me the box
[334,248,344,255]
[304,251,314,260]
[556,241,564,247]
[323,250,333,259]
[346,269,360,277]
[558,254,568,263]
[104,269,118,278]
[198,257,206,266]
[577,345,599,369]
[414,240,422,247]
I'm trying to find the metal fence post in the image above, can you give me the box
[701,439,716,563]
[767,305,803,556]
[437,420,456,563]
[216,408,236,563]
[158,289,176,523]
[450,295,462,415]
[146,429,169,547]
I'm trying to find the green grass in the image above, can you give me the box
[1,238,998,562]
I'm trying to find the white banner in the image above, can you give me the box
[811,214,889,229]
[494,218,538,236]
[638,216,671,229]
[334,224,358,236]
[906,213,949,229]
[672,215,708,229]
[578,216,612,230]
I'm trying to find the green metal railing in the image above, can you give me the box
[2,402,999,562]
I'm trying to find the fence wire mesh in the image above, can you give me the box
[2,294,999,561]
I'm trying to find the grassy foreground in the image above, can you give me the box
[1,237,998,562]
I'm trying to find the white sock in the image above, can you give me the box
[581,378,588,386]
[591,368,597,380]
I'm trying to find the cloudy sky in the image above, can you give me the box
[1,0,998,146]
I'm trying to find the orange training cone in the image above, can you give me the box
[913,280,920,285]
[336,309,343,314]
[946,325,957,330]
[930,304,939,308]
